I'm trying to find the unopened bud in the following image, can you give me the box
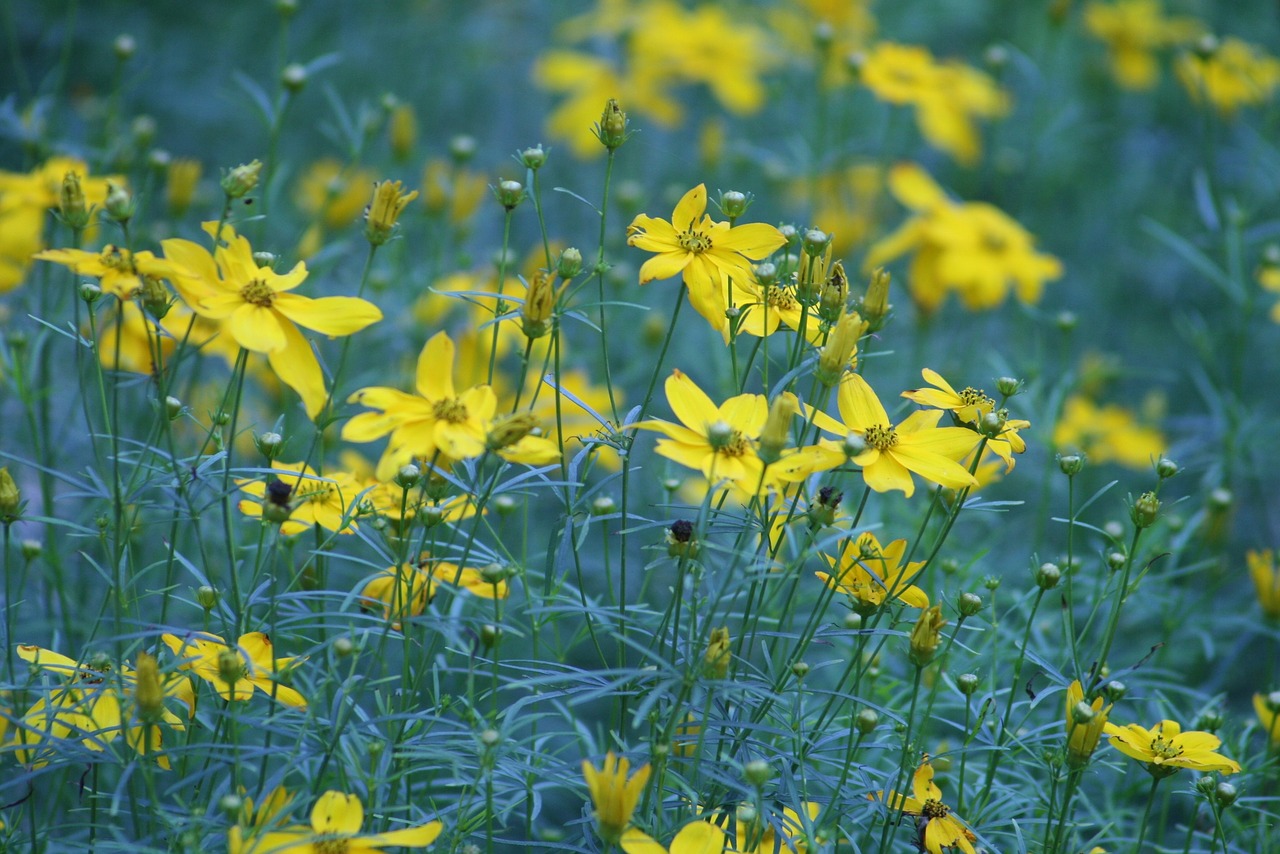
[219,794,244,819]
[1035,562,1061,590]
[114,34,137,61]
[104,182,134,223]
[134,651,166,721]
[758,393,797,464]
[449,134,477,164]
[1214,782,1238,807]
[80,282,102,303]
[958,592,984,617]
[957,673,980,695]
[996,376,1021,397]
[59,171,91,229]
[817,310,866,385]
[365,179,419,245]
[909,605,947,667]
[590,496,616,516]
[20,539,42,560]
[281,63,307,93]
[861,267,891,330]
[743,759,772,787]
[801,229,831,256]
[521,270,558,339]
[164,396,183,420]
[217,648,244,685]
[520,145,546,170]
[480,624,501,648]
[1156,457,1179,479]
[0,467,21,522]
[597,98,629,150]
[856,708,879,733]
[333,637,355,657]
[556,247,583,279]
[703,626,731,679]
[720,190,747,219]
[791,661,810,679]
[1131,491,1160,529]
[256,431,283,458]
[819,260,848,322]
[754,262,777,287]
[395,464,421,489]
[196,585,219,610]
[1103,680,1127,702]
[1071,701,1096,726]
[495,179,524,210]
[222,160,263,199]
[841,432,867,457]
[1058,454,1084,476]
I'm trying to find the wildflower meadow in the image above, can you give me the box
[5,1,1280,852]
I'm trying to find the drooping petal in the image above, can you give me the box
[889,444,978,490]
[273,294,382,336]
[667,821,726,854]
[638,250,694,285]
[268,321,328,419]
[716,222,786,259]
[228,304,287,353]
[620,827,667,854]
[416,331,456,400]
[861,453,916,497]
[837,372,890,430]
[889,162,950,211]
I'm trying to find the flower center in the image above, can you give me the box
[981,230,1008,252]
[959,387,989,407]
[1150,735,1184,761]
[296,481,334,505]
[863,424,899,450]
[99,246,133,271]
[315,838,350,854]
[677,229,713,254]
[433,397,469,423]
[706,420,751,457]
[921,799,951,819]
[240,278,276,307]
[763,285,798,311]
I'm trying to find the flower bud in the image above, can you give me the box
[1035,562,1061,590]
[597,98,629,150]
[743,759,772,787]
[706,420,735,450]
[20,539,42,560]
[1106,551,1126,572]
[333,636,355,657]
[754,262,778,287]
[801,229,831,256]
[791,661,810,680]
[856,708,879,733]
[365,179,419,245]
[1195,708,1224,733]
[590,496,616,516]
[0,467,22,522]
[104,182,134,223]
[556,247,583,279]
[758,393,797,464]
[861,267,891,330]
[162,395,183,420]
[222,160,263,199]
[495,179,525,210]
[720,190,747,219]
[1131,491,1160,529]
[1056,310,1078,331]
[480,624,501,648]
[388,102,417,160]
[1103,680,1127,702]
[449,134,477,164]
[493,495,518,515]
[219,794,244,819]
[1214,781,1238,808]
[996,376,1021,397]
[520,145,546,170]
[521,270,558,339]
[957,673,980,695]
[133,651,166,722]
[255,431,283,459]
[395,464,421,489]
[909,605,947,667]
[114,33,136,61]
[281,63,307,93]
[480,728,501,748]
[217,648,244,685]
[703,626,731,679]
[1071,701,1096,727]
[667,519,698,559]
[196,585,219,610]
[819,260,848,322]
[817,310,866,385]
[958,592,984,617]
[1156,457,1179,479]
[1058,454,1084,476]
[59,171,91,229]
[841,431,867,457]
[843,612,863,630]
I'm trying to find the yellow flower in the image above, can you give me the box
[859,43,1009,166]
[908,605,947,667]
[166,158,202,215]
[294,158,377,230]
[1248,549,1280,619]
[34,244,176,299]
[1253,693,1280,747]
[583,751,651,844]
[703,626,731,679]
[902,369,1029,471]
[871,756,976,854]
[1176,37,1280,115]
[866,163,1062,313]
[1103,718,1241,778]
[809,372,979,497]
[163,223,382,419]
[734,801,822,853]
[9,645,193,769]
[1083,0,1203,90]
[343,331,497,481]
[361,558,509,628]
[364,179,418,244]
[627,184,786,334]
[816,531,930,613]
[237,461,363,536]
[1065,680,1112,768]
[421,159,489,226]
[1052,395,1164,469]
[229,790,442,854]
[162,631,307,708]
[621,821,726,854]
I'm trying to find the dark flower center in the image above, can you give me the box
[921,799,951,819]
[240,278,275,307]
[863,424,899,451]
[678,229,713,254]
[433,398,469,423]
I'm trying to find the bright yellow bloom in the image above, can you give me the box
[9,645,193,769]
[361,558,509,628]
[1248,550,1280,619]
[229,790,442,854]
[734,801,822,853]
[163,223,382,419]
[237,461,363,536]
[627,185,786,334]
[866,164,1062,313]
[1065,680,1112,768]
[816,531,929,613]
[583,751,651,844]
[1254,693,1280,747]
[621,821,726,854]
[809,372,979,497]
[1177,37,1280,115]
[902,369,1029,471]
[871,757,976,854]
[343,331,496,481]
[1052,395,1164,468]
[1084,0,1203,89]
[859,43,1009,166]
[34,245,176,300]
[1104,718,1240,778]
[162,631,306,708]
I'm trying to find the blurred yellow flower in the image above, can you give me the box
[816,531,929,613]
[627,184,786,333]
[1052,395,1164,469]
[621,821,726,854]
[163,631,307,708]
[421,159,489,226]
[735,801,822,853]
[866,164,1061,313]
[859,42,1009,166]
[1254,693,1280,746]
[1247,549,1280,619]
[163,222,382,419]
[166,158,203,215]
[229,790,441,854]
[1176,37,1280,115]
[295,158,377,230]
[583,751,650,844]
[34,244,176,300]
[1103,718,1240,778]
[1084,0,1203,90]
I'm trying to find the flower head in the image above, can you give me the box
[162,631,306,708]
[1176,36,1280,115]
[1084,0,1203,90]
[1065,680,1112,768]
[627,185,785,333]
[162,223,382,418]
[1052,395,1165,469]
[34,245,176,299]
[871,756,976,854]
[1248,549,1280,620]
[365,179,419,244]
[816,531,929,613]
[237,462,364,536]
[361,557,509,629]
[583,751,651,844]
[1103,718,1241,778]
[903,369,1029,470]
[229,790,441,854]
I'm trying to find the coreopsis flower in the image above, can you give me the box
[871,756,976,854]
[865,163,1062,313]
[583,751,651,844]
[361,557,509,629]
[34,245,176,299]
[735,801,823,853]
[703,626,731,679]
[1176,37,1280,115]
[1104,718,1241,778]
[237,462,364,536]
[162,223,382,419]
[1247,549,1280,619]
[1254,693,1280,747]
[162,631,307,708]
[364,179,418,245]
[809,372,979,497]
[858,42,1009,166]
[621,821,726,854]
[1065,680,1112,768]
[627,184,786,334]
[908,605,947,667]
[902,369,1029,470]
[342,331,497,481]
[11,645,193,769]
[228,790,442,854]
[1052,395,1165,469]
[816,531,929,614]
[1083,0,1203,90]
[728,279,823,343]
